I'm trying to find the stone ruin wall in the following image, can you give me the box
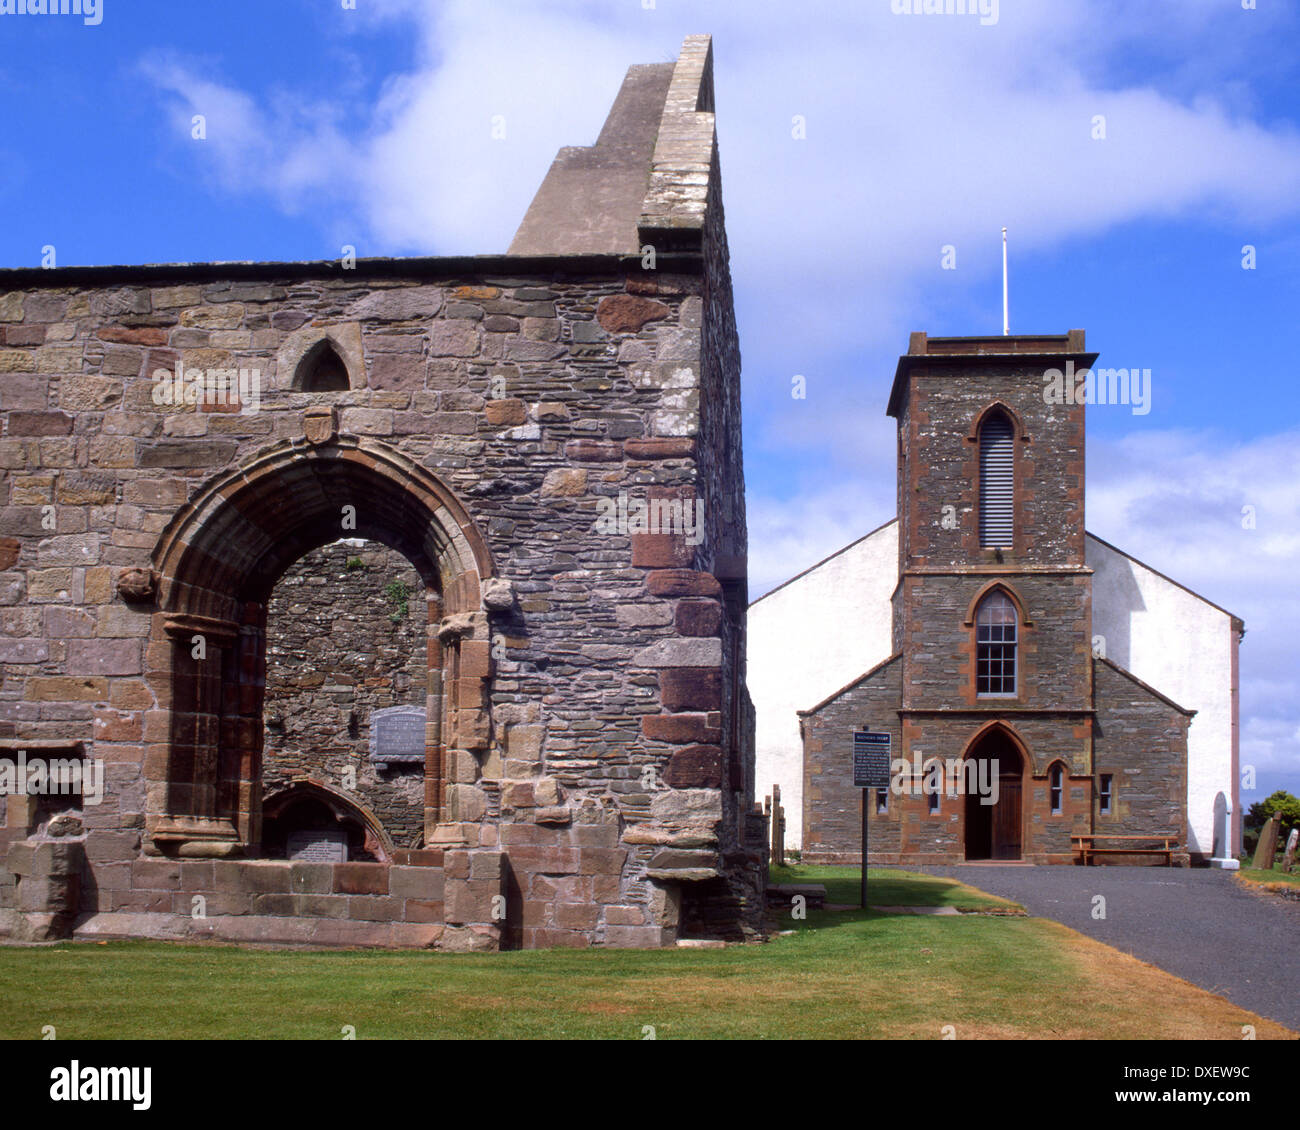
[262,539,426,853]
[0,256,762,948]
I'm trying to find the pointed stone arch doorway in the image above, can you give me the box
[962,724,1026,861]
[144,433,495,859]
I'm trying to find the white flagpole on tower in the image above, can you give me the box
[1002,226,1009,336]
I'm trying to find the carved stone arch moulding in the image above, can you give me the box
[145,437,494,858]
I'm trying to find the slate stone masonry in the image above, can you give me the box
[0,35,765,948]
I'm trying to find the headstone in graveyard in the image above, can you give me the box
[1252,814,1280,871]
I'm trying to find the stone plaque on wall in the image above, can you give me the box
[369,704,427,769]
[287,829,348,863]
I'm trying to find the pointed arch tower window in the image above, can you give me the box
[975,590,1017,697]
[979,409,1015,548]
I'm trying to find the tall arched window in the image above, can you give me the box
[975,590,1017,697]
[979,410,1014,548]
[1048,763,1065,814]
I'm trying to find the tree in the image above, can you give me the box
[1245,790,1300,842]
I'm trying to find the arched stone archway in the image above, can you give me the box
[262,779,395,863]
[144,434,496,859]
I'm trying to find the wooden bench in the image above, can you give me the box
[1072,833,1178,866]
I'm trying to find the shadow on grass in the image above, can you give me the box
[767,863,1023,935]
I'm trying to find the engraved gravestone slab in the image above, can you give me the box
[287,829,348,863]
[370,705,426,768]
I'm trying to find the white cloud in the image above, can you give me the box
[136,0,1300,790]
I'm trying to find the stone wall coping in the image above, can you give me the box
[0,253,703,288]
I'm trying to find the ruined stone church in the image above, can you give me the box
[0,35,768,948]
[750,333,1244,867]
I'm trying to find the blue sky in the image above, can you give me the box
[3,0,1297,802]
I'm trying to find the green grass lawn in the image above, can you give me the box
[1237,864,1300,890]
[769,864,1023,911]
[0,868,1289,1040]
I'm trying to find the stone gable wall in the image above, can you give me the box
[0,255,757,947]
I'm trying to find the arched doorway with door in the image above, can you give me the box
[962,723,1027,861]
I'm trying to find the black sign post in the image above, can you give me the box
[853,731,892,908]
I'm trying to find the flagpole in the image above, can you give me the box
[1002,226,1009,336]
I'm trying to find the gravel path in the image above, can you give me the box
[920,865,1300,1032]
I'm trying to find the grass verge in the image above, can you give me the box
[0,869,1289,1040]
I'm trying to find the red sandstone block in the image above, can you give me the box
[498,823,545,846]
[97,326,168,346]
[508,782,536,807]
[348,895,401,923]
[444,884,496,926]
[631,532,693,569]
[332,863,389,895]
[459,640,491,679]
[390,848,444,867]
[212,916,317,946]
[213,861,290,895]
[596,294,670,333]
[443,851,470,880]
[666,744,723,789]
[483,398,526,426]
[592,874,622,903]
[520,898,549,928]
[288,862,333,894]
[403,898,445,924]
[390,866,443,900]
[507,846,579,874]
[530,874,587,903]
[578,847,628,876]
[85,830,141,864]
[130,859,181,890]
[292,894,351,919]
[93,862,132,892]
[468,852,503,881]
[604,905,646,927]
[251,893,297,917]
[674,600,722,637]
[554,902,599,930]
[641,713,721,744]
[564,439,622,462]
[645,569,721,598]
[604,925,664,949]
[177,862,216,893]
[93,707,143,742]
[572,823,621,848]
[623,437,694,460]
[7,411,73,436]
[112,889,173,914]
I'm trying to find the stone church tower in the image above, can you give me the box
[794,333,1209,864]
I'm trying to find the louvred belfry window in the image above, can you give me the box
[976,590,1017,697]
[979,411,1014,548]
